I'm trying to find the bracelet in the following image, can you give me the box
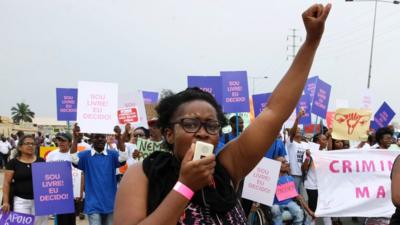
[173,181,194,200]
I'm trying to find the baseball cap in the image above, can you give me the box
[56,132,72,142]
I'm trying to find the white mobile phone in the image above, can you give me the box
[193,141,214,160]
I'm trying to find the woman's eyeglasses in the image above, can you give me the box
[170,118,221,135]
[133,134,145,138]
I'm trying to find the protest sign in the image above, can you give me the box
[142,91,159,104]
[314,149,400,217]
[311,78,331,118]
[56,88,77,121]
[119,91,148,128]
[117,107,139,124]
[187,76,223,105]
[252,93,271,117]
[221,71,250,113]
[39,146,57,159]
[77,81,118,134]
[276,181,298,202]
[304,76,319,100]
[360,89,373,110]
[326,111,335,129]
[242,157,281,206]
[136,138,166,161]
[32,162,74,216]
[296,95,312,125]
[371,102,396,130]
[0,211,34,225]
[332,108,372,141]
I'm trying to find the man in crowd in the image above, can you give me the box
[287,109,308,194]
[0,135,12,169]
[70,125,128,225]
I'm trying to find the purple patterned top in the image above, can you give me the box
[178,201,247,224]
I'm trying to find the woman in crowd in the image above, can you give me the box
[390,152,400,224]
[114,3,331,224]
[1,135,48,225]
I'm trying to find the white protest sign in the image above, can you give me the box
[314,149,400,217]
[360,89,373,110]
[242,157,281,206]
[77,81,118,134]
[119,91,148,129]
[72,167,81,198]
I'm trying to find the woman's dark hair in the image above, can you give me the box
[375,127,393,144]
[17,135,35,157]
[134,127,150,139]
[155,87,227,150]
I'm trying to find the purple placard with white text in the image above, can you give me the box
[221,71,250,113]
[32,162,74,216]
[371,102,396,130]
[296,95,312,125]
[56,88,77,121]
[304,76,319,101]
[142,91,159,104]
[0,211,34,225]
[187,76,223,106]
[311,78,331,119]
[252,93,271,117]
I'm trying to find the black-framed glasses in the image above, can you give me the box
[171,118,221,135]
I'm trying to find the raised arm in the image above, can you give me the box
[219,4,331,185]
[290,109,305,142]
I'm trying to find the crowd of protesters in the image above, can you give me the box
[1,3,400,225]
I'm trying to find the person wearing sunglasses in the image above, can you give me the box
[1,135,48,225]
[114,3,331,224]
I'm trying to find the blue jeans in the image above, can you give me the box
[271,201,304,225]
[87,213,113,225]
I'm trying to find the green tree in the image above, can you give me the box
[11,102,35,124]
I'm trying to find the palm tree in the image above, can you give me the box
[11,102,35,124]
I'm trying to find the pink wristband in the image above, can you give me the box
[173,181,194,200]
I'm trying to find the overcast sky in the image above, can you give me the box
[0,0,399,122]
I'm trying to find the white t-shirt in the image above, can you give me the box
[0,141,12,155]
[46,149,72,162]
[286,140,309,176]
[304,153,317,190]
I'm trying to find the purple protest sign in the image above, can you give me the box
[372,102,396,129]
[142,91,159,104]
[187,76,223,105]
[252,93,271,117]
[0,211,35,225]
[32,162,74,216]
[221,71,250,113]
[296,95,312,125]
[311,78,331,119]
[304,76,319,100]
[56,88,77,121]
